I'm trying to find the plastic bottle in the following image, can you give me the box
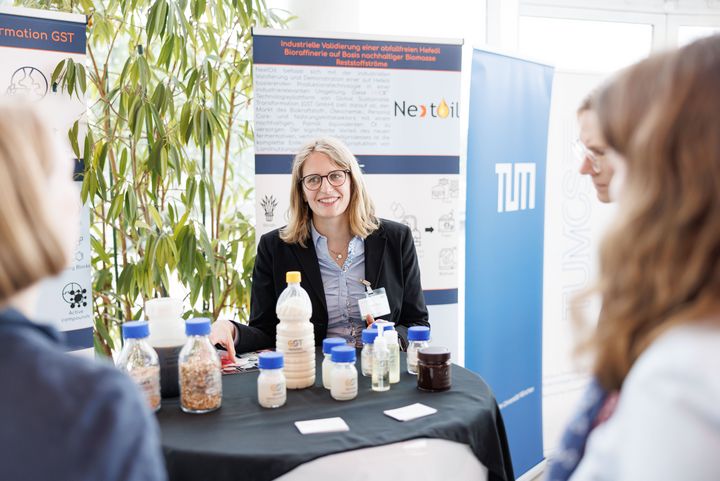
[372,324,390,392]
[322,338,347,389]
[407,326,431,375]
[275,271,315,389]
[257,352,287,408]
[145,297,186,398]
[116,321,161,412]
[330,346,358,401]
[178,318,222,414]
[360,328,378,377]
[383,328,400,384]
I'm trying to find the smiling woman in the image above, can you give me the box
[210,137,430,355]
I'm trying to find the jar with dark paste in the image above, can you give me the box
[417,347,451,392]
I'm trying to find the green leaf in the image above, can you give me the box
[148,204,163,228]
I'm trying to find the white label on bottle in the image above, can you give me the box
[259,379,286,408]
[331,369,357,400]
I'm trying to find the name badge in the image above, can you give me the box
[358,287,390,320]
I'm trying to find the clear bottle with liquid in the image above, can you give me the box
[384,328,400,384]
[360,328,378,377]
[372,325,390,392]
[116,321,161,412]
[407,326,431,375]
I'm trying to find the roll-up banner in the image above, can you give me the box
[0,7,90,353]
[252,29,462,354]
[465,48,554,476]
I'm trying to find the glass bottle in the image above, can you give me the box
[178,318,222,413]
[145,297,186,398]
[372,325,390,392]
[360,328,378,377]
[330,346,358,401]
[407,326,431,375]
[257,352,286,408]
[322,338,347,389]
[116,321,161,412]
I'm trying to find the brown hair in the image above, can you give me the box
[280,137,379,246]
[0,102,68,304]
[584,35,720,391]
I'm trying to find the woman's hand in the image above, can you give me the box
[210,319,237,359]
[365,314,375,328]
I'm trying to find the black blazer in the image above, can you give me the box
[233,219,429,353]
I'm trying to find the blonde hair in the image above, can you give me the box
[280,137,379,246]
[0,102,68,304]
[582,35,720,391]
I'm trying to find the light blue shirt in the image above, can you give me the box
[311,222,366,346]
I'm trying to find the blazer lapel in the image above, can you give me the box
[290,241,328,314]
[364,225,387,289]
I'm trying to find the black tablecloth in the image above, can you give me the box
[157,350,514,481]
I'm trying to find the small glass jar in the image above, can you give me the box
[179,318,222,413]
[360,328,378,377]
[322,338,346,390]
[417,346,451,392]
[257,352,286,408]
[116,321,161,412]
[330,346,358,401]
[407,326,431,375]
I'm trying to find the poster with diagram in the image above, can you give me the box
[0,7,90,352]
[252,29,462,353]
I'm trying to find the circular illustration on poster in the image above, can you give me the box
[6,66,49,101]
[62,282,88,309]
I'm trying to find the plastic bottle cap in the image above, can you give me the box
[122,321,149,339]
[408,326,431,341]
[361,328,378,344]
[331,345,356,363]
[323,337,347,354]
[259,351,284,369]
[185,317,211,336]
[286,271,301,283]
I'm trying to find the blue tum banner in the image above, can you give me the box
[465,49,554,477]
[0,12,86,54]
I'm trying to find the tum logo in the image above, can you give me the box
[495,163,536,213]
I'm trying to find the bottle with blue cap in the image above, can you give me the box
[258,352,286,408]
[117,321,161,412]
[178,318,222,413]
[322,338,347,389]
[407,326,431,374]
[360,328,378,377]
[330,346,358,401]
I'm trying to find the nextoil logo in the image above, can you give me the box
[394,99,459,119]
[495,163,536,213]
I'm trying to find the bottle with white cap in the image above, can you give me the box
[275,271,315,389]
[372,324,390,392]
[322,338,346,389]
[257,352,286,408]
[383,328,400,384]
[145,297,186,398]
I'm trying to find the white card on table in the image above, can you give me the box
[294,417,350,434]
[384,403,438,422]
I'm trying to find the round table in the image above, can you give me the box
[157,350,514,481]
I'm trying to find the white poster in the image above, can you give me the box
[253,29,462,353]
[0,6,90,352]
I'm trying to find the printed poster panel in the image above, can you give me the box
[253,29,462,353]
[0,7,90,351]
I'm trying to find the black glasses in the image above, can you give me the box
[300,169,350,191]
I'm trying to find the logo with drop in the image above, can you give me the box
[394,98,459,119]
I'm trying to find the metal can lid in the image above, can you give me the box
[417,346,451,363]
